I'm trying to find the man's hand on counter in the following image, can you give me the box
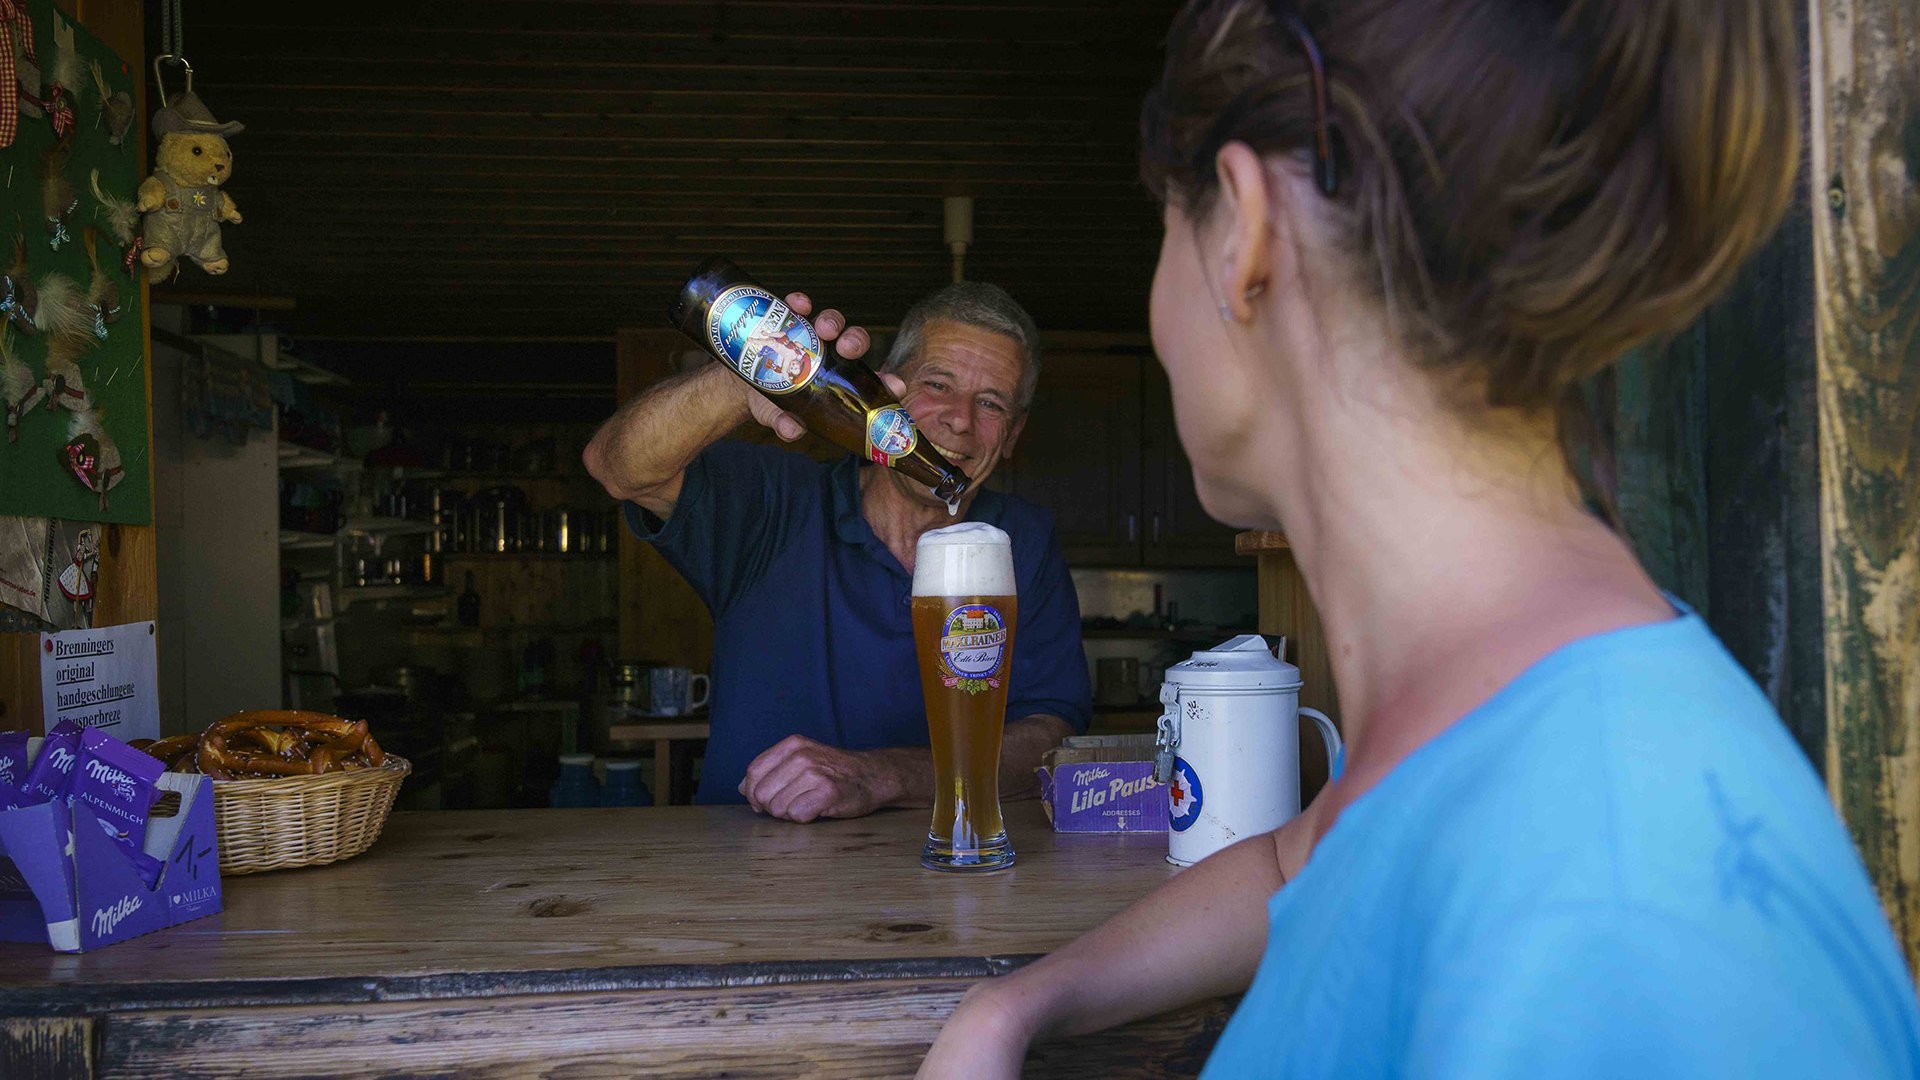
[738,716,1076,824]
[739,735,920,823]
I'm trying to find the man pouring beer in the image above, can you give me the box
[584,281,1091,822]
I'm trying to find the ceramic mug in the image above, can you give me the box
[641,665,710,716]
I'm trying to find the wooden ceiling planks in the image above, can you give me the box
[175,0,1178,342]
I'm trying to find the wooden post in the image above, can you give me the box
[1237,531,1338,801]
[1810,0,1920,976]
[0,1017,94,1079]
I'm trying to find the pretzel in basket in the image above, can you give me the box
[139,711,386,780]
[144,733,202,772]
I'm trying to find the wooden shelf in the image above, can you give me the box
[435,470,583,480]
[278,443,355,471]
[341,516,439,538]
[441,551,614,561]
[337,585,449,609]
[279,530,338,551]
[152,290,297,310]
[408,621,616,646]
[1234,530,1290,555]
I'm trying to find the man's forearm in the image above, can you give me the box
[583,364,752,512]
[872,714,1071,808]
[999,714,1072,800]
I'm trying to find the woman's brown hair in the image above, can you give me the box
[1141,0,1800,423]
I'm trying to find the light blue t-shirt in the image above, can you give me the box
[1203,611,1920,1078]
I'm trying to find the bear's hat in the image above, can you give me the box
[152,91,243,138]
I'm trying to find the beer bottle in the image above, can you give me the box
[669,257,971,511]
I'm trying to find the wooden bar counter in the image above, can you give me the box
[0,802,1232,1077]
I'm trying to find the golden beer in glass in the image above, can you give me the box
[912,523,1018,871]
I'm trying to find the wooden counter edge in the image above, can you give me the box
[0,953,1044,1017]
[93,982,1237,1079]
[1234,530,1290,555]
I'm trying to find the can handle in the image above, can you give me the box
[1300,707,1344,781]
[1153,681,1180,783]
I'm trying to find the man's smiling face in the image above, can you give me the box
[891,319,1029,505]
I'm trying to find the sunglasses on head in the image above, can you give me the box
[1189,0,1340,198]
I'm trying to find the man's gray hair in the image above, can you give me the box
[883,281,1042,412]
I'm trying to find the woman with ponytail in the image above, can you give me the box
[921,2,1920,1075]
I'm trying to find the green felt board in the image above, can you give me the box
[0,7,150,525]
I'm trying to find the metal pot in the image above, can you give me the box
[370,663,451,707]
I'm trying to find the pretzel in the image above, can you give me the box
[306,720,371,774]
[143,734,200,764]
[233,726,309,761]
[136,713,387,779]
[196,710,388,780]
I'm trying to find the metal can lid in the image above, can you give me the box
[1163,634,1302,690]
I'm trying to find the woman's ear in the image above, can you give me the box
[1213,142,1275,323]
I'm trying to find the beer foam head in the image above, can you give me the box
[913,522,1015,597]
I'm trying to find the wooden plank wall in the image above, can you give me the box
[1614,324,1712,616]
[1810,0,1920,976]
[1611,3,1826,769]
[1701,114,1826,769]
[0,0,153,737]
[169,1,1178,340]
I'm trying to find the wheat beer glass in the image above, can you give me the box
[912,523,1019,871]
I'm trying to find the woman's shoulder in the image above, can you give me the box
[1354,614,1895,984]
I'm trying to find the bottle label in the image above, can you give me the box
[707,284,823,396]
[938,604,1008,695]
[864,405,919,466]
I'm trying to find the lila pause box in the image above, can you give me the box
[0,768,223,952]
[1037,734,1169,833]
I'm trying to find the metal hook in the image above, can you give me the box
[151,54,193,109]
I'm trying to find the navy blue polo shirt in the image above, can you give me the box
[626,440,1092,804]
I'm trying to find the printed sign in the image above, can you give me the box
[865,405,919,466]
[38,621,159,740]
[938,604,1009,695]
[706,285,823,395]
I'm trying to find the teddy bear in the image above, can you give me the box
[135,90,242,281]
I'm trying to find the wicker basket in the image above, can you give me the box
[209,756,411,875]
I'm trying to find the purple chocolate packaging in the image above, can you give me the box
[72,726,165,867]
[19,720,84,805]
[1037,735,1170,833]
[0,730,27,809]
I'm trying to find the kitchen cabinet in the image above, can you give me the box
[990,349,1143,565]
[1142,368,1242,567]
[997,345,1237,568]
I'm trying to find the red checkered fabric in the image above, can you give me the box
[0,1,34,149]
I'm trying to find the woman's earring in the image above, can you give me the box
[1222,282,1265,322]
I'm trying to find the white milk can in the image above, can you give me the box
[1155,635,1342,867]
